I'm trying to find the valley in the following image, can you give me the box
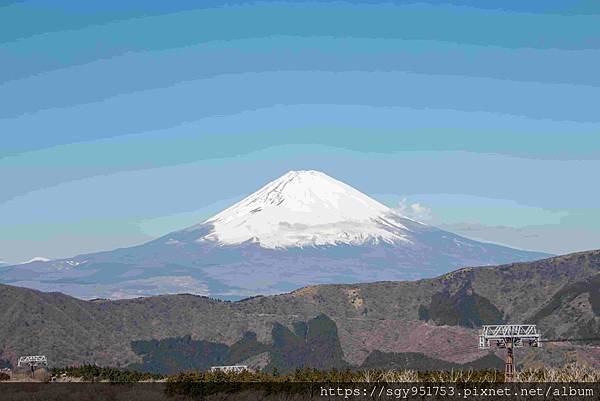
[1,250,598,372]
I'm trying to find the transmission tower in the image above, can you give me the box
[17,355,48,378]
[479,325,541,382]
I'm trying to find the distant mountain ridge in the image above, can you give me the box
[0,170,549,300]
[0,250,598,372]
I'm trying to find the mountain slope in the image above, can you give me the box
[0,170,548,300]
[532,274,600,344]
[202,170,412,248]
[0,250,598,371]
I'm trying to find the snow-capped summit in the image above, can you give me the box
[0,170,550,300]
[201,170,412,248]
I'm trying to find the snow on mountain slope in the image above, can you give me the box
[20,256,51,264]
[201,170,412,248]
[0,170,551,300]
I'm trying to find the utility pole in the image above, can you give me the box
[479,325,541,382]
[505,340,514,379]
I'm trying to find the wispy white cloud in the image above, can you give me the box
[389,196,599,255]
[439,222,600,255]
[394,198,433,222]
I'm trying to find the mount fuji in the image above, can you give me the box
[0,170,549,300]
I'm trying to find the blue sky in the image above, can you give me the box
[1,0,600,263]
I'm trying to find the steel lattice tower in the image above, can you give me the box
[17,355,48,378]
[479,325,542,381]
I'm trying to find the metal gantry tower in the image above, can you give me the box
[479,325,542,382]
[17,355,48,377]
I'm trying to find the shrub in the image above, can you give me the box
[51,365,163,382]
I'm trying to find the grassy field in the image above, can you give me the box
[40,364,599,383]
[1,366,597,401]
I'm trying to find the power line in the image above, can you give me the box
[541,337,600,343]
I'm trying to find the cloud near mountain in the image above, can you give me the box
[0,170,548,300]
